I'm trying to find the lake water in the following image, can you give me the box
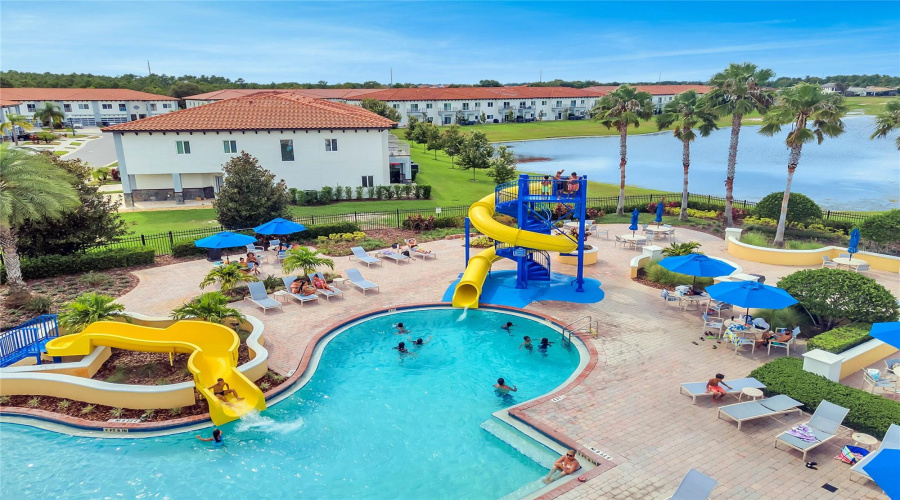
[503,115,900,211]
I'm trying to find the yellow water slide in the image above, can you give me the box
[451,190,577,309]
[45,320,266,425]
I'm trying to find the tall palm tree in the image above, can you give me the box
[171,292,244,325]
[58,292,129,333]
[707,63,775,227]
[759,83,847,247]
[200,262,258,292]
[655,91,719,221]
[591,85,654,215]
[1,113,34,146]
[281,247,335,275]
[870,98,900,150]
[32,102,66,131]
[0,145,80,295]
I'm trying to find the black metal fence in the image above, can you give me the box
[99,191,872,256]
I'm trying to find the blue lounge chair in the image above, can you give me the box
[717,395,804,431]
[851,424,899,483]
[307,272,343,301]
[774,400,850,460]
[246,282,283,314]
[345,268,379,294]
[350,246,383,267]
[679,377,765,404]
[668,468,716,500]
[377,250,411,264]
[281,277,319,306]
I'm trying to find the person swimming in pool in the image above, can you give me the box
[393,341,417,356]
[196,428,224,446]
[494,378,517,393]
[410,336,432,347]
[395,323,409,335]
[519,336,533,351]
[501,321,514,334]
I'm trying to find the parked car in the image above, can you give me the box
[71,123,84,129]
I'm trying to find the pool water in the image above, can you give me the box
[0,308,581,499]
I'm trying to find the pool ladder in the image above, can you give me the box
[561,315,600,342]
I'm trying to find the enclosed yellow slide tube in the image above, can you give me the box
[45,320,266,425]
[451,190,577,309]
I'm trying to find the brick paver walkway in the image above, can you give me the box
[115,227,895,499]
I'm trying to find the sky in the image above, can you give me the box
[1,1,898,84]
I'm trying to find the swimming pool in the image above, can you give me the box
[0,307,583,499]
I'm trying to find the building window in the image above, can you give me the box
[555,101,562,107]
[542,101,547,105]
[519,101,526,107]
[280,140,294,161]
[392,104,400,109]
[462,103,470,111]
[474,102,480,108]
[64,104,72,112]
[426,103,433,109]
[487,115,494,120]
[150,103,158,111]
[361,175,374,187]
[443,103,452,111]
[487,102,493,108]
[119,103,127,111]
[570,100,576,107]
[176,141,191,155]
[410,104,418,111]
[325,139,338,152]
[78,103,90,110]
[531,101,536,106]
[27,104,36,112]
[102,103,113,110]
[580,100,585,104]
[223,140,237,153]
[162,103,172,109]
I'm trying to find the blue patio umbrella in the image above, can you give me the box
[254,217,307,236]
[847,227,860,261]
[659,254,736,286]
[869,322,900,350]
[194,231,257,262]
[655,200,665,227]
[629,208,639,236]
[704,280,797,317]
[863,449,900,499]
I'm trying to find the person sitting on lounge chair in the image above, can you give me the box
[312,275,334,292]
[246,253,261,275]
[238,258,250,273]
[290,278,303,295]
[301,280,317,296]
[756,330,792,348]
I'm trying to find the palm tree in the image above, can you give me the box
[200,262,257,292]
[759,84,847,247]
[591,85,654,215]
[655,91,719,221]
[1,113,34,146]
[32,102,66,131]
[281,247,335,275]
[870,98,900,150]
[0,145,80,296]
[58,292,129,333]
[171,292,244,326]
[707,63,775,227]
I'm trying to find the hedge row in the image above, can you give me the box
[401,215,465,230]
[1,246,156,282]
[806,323,872,354]
[750,357,899,439]
[290,185,432,205]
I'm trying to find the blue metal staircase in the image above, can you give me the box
[0,314,60,367]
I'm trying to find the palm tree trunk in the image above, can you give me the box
[0,226,27,295]
[616,124,627,216]
[724,113,743,228]
[774,145,803,247]
[680,137,691,221]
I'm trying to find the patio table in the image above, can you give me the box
[833,257,867,270]
[646,227,674,240]
[620,234,646,249]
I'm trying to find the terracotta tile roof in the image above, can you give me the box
[584,84,712,96]
[0,88,178,102]
[1,99,22,107]
[102,92,396,132]
[185,88,385,101]
[342,86,607,102]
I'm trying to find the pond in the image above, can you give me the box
[504,115,899,212]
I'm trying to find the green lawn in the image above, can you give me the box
[844,96,894,115]
[120,209,220,234]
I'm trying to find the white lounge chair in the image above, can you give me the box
[861,368,897,394]
[246,281,283,314]
[768,326,799,355]
[306,272,343,301]
[346,268,379,294]
[246,243,264,253]
[679,377,765,404]
[850,424,899,483]
[854,263,871,274]
[717,395,804,431]
[668,468,716,500]
[701,313,724,336]
[707,300,732,318]
[661,289,680,309]
[774,400,850,460]
[349,246,383,267]
[281,277,319,306]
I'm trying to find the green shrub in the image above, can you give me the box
[171,239,208,257]
[366,186,376,199]
[806,323,872,353]
[22,295,53,314]
[750,357,899,439]
[343,186,352,200]
[355,186,364,200]
[1,246,155,282]
[753,191,823,225]
[785,240,824,250]
[289,222,360,241]
[288,187,299,205]
[422,185,432,199]
[778,269,898,329]
[740,231,769,247]
[817,219,854,235]
[413,185,423,199]
[433,216,463,229]
[660,241,701,257]
[643,261,714,288]
[318,186,334,204]
[752,306,807,331]
[333,185,343,201]
[860,209,900,243]
[77,271,113,286]
[470,236,493,248]
[304,190,319,205]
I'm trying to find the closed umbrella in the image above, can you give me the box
[655,200,665,228]
[629,209,639,237]
[254,217,307,236]
[704,280,797,318]
[863,449,900,499]
[659,254,736,287]
[847,228,860,261]
[195,231,257,262]
[869,322,900,350]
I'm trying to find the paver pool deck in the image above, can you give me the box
[117,225,897,499]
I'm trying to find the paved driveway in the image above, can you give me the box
[64,131,116,166]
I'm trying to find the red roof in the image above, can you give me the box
[0,88,177,101]
[1,99,22,107]
[102,92,396,132]
[342,86,606,102]
[185,88,385,101]
[584,84,712,96]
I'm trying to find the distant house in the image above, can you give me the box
[584,84,712,114]
[103,92,397,207]
[845,86,898,97]
[0,88,178,127]
[821,82,841,93]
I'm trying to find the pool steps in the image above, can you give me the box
[480,418,558,469]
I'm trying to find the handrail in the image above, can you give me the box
[560,315,598,342]
[0,314,60,367]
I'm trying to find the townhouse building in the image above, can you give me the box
[0,88,178,128]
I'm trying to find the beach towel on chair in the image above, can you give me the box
[787,424,818,442]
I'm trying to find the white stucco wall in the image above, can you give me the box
[116,128,390,191]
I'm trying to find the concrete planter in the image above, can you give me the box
[557,245,598,265]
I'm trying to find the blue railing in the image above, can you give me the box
[0,314,60,367]
[529,250,551,274]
